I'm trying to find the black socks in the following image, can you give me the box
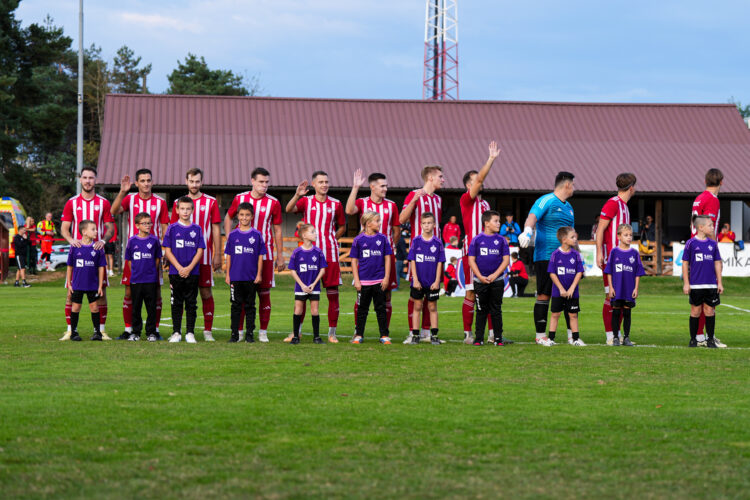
[534,300,549,334]
[689,316,699,340]
[705,315,715,339]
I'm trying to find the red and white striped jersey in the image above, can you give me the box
[295,195,346,262]
[61,194,114,241]
[121,193,169,240]
[460,191,490,253]
[353,197,400,250]
[599,194,630,261]
[402,190,442,245]
[170,193,221,265]
[227,192,283,261]
[691,190,720,238]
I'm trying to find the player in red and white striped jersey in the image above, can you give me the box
[399,164,445,342]
[345,170,401,332]
[690,168,726,347]
[459,141,501,344]
[59,167,115,340]
[286,170,347,342]
[169,168,222,341]
[223,167,285,342]
[595,173,636,345]
[111,169,170,340]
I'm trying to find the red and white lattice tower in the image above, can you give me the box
[423,0,458,100]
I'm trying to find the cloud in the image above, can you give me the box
[117,11,204,34]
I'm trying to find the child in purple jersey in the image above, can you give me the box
[65,220,106,341]
[288,224,327,344]
[407,212,445,345]
[604,224,645,346]
[547,227,585,346]
[163,196,205,343]
[468,210,510,346]
[124,212,163,341]
[224,202,266,343]
[350,212,393,344]
[683,215,724,348]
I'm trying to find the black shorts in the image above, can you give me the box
[104,242,115,255]
[410,286,440,302]
[550,296,580,314]
[535,261,552,296]
[612,299,636,309]
[15,254,27,269]
[294,293,320,302]
[71,289,99,304]
[689,289,720,307]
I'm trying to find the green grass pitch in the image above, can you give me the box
[1,274,750,499]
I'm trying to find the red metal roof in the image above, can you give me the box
[98,95,750,194]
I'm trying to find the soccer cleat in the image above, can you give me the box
[380,337,392,345]
[606,337,614,346]
[90,332,103,341]
[431,336,441,345]
[402,332,414,344]
[185,333,197,344]
[127,334,139,341]
[245,334,255,343]
[473,341,484,346]
[14,281,20,287]
[568,337,575,345]
[410,335,420,345]
[697,340,707,347]
[284,334,294,343]
[463,332,474,345]
[71,332,82,341]
[147,334,158,342]
[535,337,553,347]
[228,334,239,343]
[259,331,269,343]
[203,331,215,342]
[59,331,72,341]
[100,332,112,340]
[622,337,635,347]
[313,337,324,344]
[328,334,339,344]
[612,337,620,346]
[351,336,363,344]
[706,338,718,348]
[291,336,300,345]
[689,338,698,347]
[572,339,586,347]
[548,339,557,346]
[117,332,130,340]
[495,340,504,346]
[168,333,181,343]
[22,281,31,288]
[714,337,727,348]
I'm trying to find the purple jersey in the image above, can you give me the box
[224,227,266,281]
[548,248,585,297]
[288,246,328,293]
[682,237,721,288]
[407,235,445,287]
[350,232,392,284]
[67,244,106,291]
[125,235,163,284]
[162,222,206,276]
[468,232,510,279]
[604,247,645,301]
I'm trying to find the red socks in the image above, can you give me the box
[462,298,475,331]
[421,302,431,329]
[603,298,613,332]
[326,288,339,327]
[239,307,246,331]
[99,303,107,328]
[698,311,706,336]
[65,302,72,326]
[259,289,271,330]
[353,298,359,326]
[156,296,162,328]
[202,296,214,332]
[407,299,415,329]
[123,296,132,328]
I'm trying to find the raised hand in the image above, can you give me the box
[119,175,132,193]
[488,140,501,159]
[295,180,309,198]
[353,168,366,187]
[414,188,427,199]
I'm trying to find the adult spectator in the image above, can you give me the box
[37,212,56,270]
[519,171,576,346]
[500,213,521,245]
[640,215,655,242]
[718,223,736,243]
[24,216,38,274]
[508,251,530,297]
[395,229,409,286]
[590,215,599,241]
[442,215,461,245]
[104,224,117,277]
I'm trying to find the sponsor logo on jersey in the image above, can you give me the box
[695,254,704,262]
[299,263,308,272]
[134,252,142,260]
[363,249,370,258]
[76,259,84,267]
[480,248,488,256]
[234,246,243,254]
[557,266,566,275]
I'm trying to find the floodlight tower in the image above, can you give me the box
[423,0,458,100]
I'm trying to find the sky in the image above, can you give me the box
[15,0,750,104]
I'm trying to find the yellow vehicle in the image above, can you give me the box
[0,197,28,259]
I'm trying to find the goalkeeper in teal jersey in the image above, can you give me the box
[518,171,575,346]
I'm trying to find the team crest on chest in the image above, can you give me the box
[494,240,499,245]
[147,243,153,249]
[91,251,97,257]
[312,256,317,262]
[570,257,575,264]
[260,207,266,212]
[189,231,197,239]
[629,256,635,264]
[430,245,437,253]
[376,240,381,246]
[250,237,256,244]
[708,244,713,251]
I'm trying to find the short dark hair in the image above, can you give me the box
[252,167,270,179]
[311,170,328,180]
[556,226,575,243]
[177,196,194,207]
[237,202,254,214]
[185,168,203,179]
[692,214,711,227]
[80,166,97,177]
[705,168,724,187]
[135,168,152,181]
[554,171,575,187]
[511,251,519,259]
[462,170,478,187]
[134,212,152,224]
[481,210,500,226]
[368,172,386,184]
[78,219,95,234]
[616,173,637,191]
[420,211,435,222]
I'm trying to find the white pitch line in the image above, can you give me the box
[720,303,750,314]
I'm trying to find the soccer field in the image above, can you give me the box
[2,274,750,499]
